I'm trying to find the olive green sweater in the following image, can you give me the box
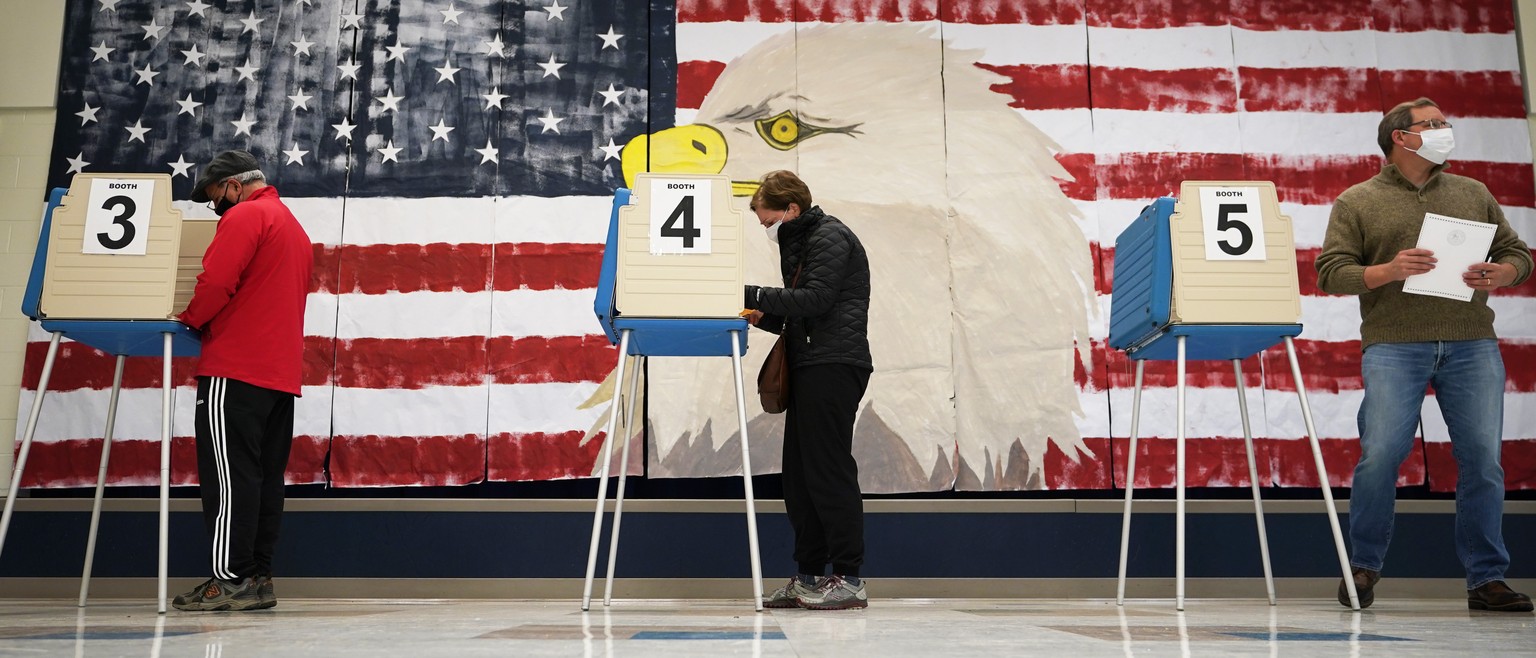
[1316,163,1533,348]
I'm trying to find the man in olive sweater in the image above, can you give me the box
[1317,98,1533,612]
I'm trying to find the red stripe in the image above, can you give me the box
[1089,340,1536,393]
[492,243,604,291]
[1378,70,1527,118]
[1238,68,1381,114]
[1057,153,1536,207]
[22,336,338,392]
[486,430,644,481]
[334,336,488,389]
[1091,67,1236,113]
[974,63,1089,111]
[678,0,1086,24]
[328,434,486,487]
[1372,0,1516,34]
[679,0,1513,31]
[1425,439,1536,492]
[14,436,328,488]
[1101,436,1427,489]
[335,243,491,294]
[677,60,727,111]
[487,335,617,384]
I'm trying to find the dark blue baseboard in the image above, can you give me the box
[2,509,1530,580]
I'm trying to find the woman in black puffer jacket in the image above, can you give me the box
[742,170,872,611]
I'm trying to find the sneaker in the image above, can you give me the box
[171,576,264,612]
[763,576,819,609]
[1337,567,1380,609]
[256,575,277,610]
[1468,581,1534,612]
[797,574,867,610]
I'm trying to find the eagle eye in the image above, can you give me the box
[755,111,826,151]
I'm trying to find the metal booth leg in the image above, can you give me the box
[583,329,631,611]
[1116,359,1146,605]
[79,355,126,606]
[1284,336,1359,610]
[728,330,764,611]
[1175,335,1187,611]
[157,333,172,614]
[0,332,63,562]
[1233,358,1276,605]
[602,354,643,605]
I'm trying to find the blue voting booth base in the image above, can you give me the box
[2,186,196,614]
[1104,193,1358,611]
[583,186,763,611]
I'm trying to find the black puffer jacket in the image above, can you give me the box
[744,206,872,371]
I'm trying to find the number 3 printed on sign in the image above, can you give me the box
[1198,187,1268,261]
[82,178,155,256]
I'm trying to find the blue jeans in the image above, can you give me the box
[1348,339,1510,588]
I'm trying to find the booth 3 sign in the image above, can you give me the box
[81,178,154,256]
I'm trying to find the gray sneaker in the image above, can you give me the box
[797,575,867,610]
[763,576,819,609]
[256,575,276,609]
[172,576,264,612]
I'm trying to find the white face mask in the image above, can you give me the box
[764,209,789,244]
[1405,127,1455,165]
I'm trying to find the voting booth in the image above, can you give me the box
[584,173,763,611]
[0,173,211,614]
[1107,181,1359,611]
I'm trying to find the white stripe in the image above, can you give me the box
[490,289,605,338]
[488,382,605,434]
[285,197,346,246]
[493,195,613,244]
[331,385,489,436]
[1373,30,1522,73]
[940,23,1087,66]
[1087,26,1236,70]
[305,292,339,338]
[1015,108,1093,155]
[338,196,496,246]
[1230,28,1377,69]
[675,21,796,63]
[335,291,493,339]
[11,384,330,444]
[1090,109,1243,154]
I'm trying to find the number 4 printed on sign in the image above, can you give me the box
[82,178,155,256]
[648,178,713,255]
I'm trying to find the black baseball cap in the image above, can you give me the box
[189,150,261,202]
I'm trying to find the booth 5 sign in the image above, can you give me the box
[1198,186,1268,261]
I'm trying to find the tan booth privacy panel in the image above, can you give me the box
[615,173,746,318]
[1168,181,1302,324]
[40,173,216,320]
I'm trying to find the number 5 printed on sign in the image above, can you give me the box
[82,178,155,255]
[1198,186,1268,261]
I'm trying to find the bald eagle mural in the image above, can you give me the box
[584,23,1097,492]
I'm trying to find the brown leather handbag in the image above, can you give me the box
[757,262,803,414]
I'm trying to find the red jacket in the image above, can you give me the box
[179,186,312,395]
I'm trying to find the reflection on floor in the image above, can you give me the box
[0,597,1530,656]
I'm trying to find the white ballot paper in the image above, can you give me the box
[1403,213,1496,302]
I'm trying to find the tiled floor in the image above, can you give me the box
[0,597,1531,656]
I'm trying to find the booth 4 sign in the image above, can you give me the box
[82,178,154,256]
[1198,186,1268,261]
[648,178,713,255]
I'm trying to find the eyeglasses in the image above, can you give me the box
[1406,119,1453,130]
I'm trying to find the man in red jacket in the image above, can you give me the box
[172,150,313,612]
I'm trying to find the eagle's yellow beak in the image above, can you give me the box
[620,124,760,197]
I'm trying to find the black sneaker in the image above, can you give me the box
[1468,580,1534,612]
[256,575,277,609]
[1338,567,1380,609]
[172,576,264,612]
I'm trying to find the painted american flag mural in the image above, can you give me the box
[19,0,1536,492]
